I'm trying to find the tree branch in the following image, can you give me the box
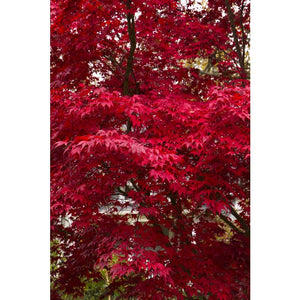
[104,54,125,71]
[130,179,140,192]
[240,0,246,64]
[229,205,250,236]
[218,213,245,235]
[224,0,246,78]
[115,186,128,197]
[123,0,137,96]
[126,118,132,133]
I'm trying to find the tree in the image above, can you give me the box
[51,0,250,299]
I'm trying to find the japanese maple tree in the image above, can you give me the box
[51,0,250,299]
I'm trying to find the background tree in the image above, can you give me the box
[51,0,250,299]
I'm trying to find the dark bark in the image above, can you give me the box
[229,205,250,236]
[224,0,247,79]
[218,213,246,236]
[123,1,138,96]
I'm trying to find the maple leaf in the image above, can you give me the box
[149,169,176,182]
[51,0,250,298]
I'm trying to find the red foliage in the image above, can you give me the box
[51,0,250,299]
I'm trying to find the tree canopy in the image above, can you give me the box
[51,0,250,299]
